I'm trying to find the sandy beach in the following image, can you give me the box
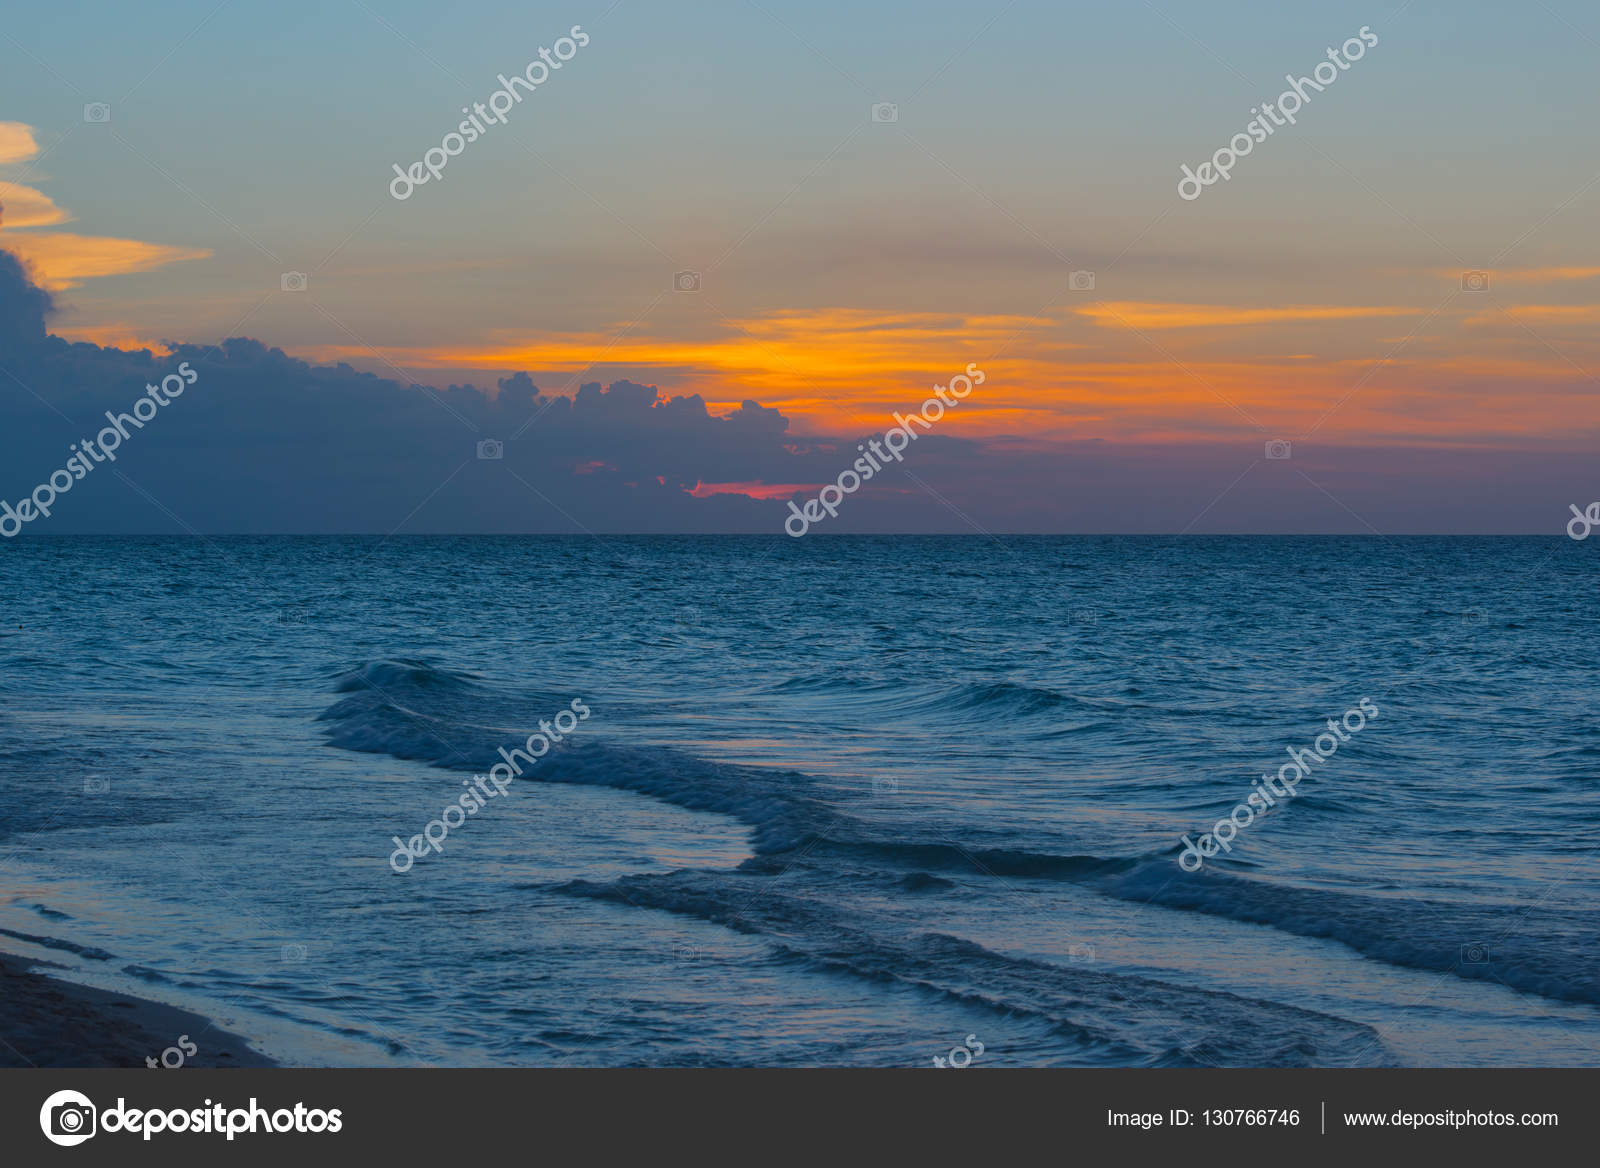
[0,953,274,1069]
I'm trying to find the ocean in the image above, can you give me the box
[1,534,1596,1067]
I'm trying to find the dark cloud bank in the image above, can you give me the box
[0,250,1585,535]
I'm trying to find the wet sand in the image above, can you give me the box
[0,953,274,1068]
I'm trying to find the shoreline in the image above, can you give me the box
[0,953,275,1069]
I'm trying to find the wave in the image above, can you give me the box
[556,870,1393,1068]
[317,659,1600,1010]
[841,678,1096,718]
[331,658,485,695]
[0,927,114,961]
[319,660,834,852]
[1094,861,1600,1008]
[776,839,1137,881]
[760,675,1112,726]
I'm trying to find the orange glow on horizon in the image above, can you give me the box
[275,295,1600,450]
[689,480,824,500]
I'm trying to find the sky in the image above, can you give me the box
[1,0,1598,533]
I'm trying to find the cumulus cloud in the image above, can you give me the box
[0,250,1589,535]
[0,245,959,533]
[0,248,54,349]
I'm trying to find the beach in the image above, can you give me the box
[0,954,272,1069]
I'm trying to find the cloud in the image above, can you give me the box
[0,119,208,288]
[0,246,862,532]
[1496,305,1600,321]
[294,307,1070,436]
[49,322,171,352]
[344,307,1051,385]
[0,249,1592,535]
[0,122,38,165]
[0,181,70,229]
[273,301,1600,447]
[0,232,210,290]
[689,480,825,499]
[1075,302,1424,330]
[0,248,54,348]
[1432,266,1600,285]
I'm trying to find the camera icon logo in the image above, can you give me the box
[83,103,111,124]
[1461,270,1490,292]
[674,270,701,292]
[280,271,308,293]
[83,775,109,795]
[281,943,308,963]
[1265,439,1292,460]
[1066,942,1096,964]
[871,102,899,123]
[1460,942,1490,964]
[1069,270,1096,291]
[40,1090,97,1146]
[476,438,504,460]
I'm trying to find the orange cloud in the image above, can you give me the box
[412,308,1054,385]
[301,307,1066,431]
[0,232,210,290]
[204,249,1600,456]
[0,119,208,288]
[1075,302,1424,330]
[0,181,69,229]
[51,323,171,352]
[281,295,1600,446]
[1496,304,1600,321]
[1434,266,1600,285]
[0,122,38,165]
[689,480,823,500]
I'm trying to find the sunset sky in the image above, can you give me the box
[1,1,1597,532]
